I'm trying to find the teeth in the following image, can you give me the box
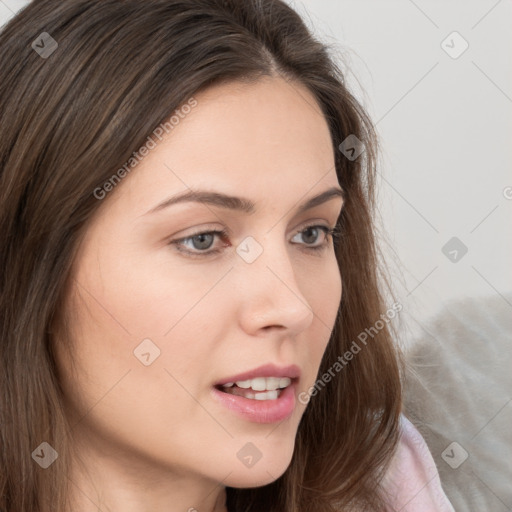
[255,390,279,400]
[222,387,281,401]
[223,376,292,391]
[251,377,267,391]
[279,377,291,388]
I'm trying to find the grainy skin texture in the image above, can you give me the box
[55,76,344,512]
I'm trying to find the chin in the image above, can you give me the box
[221,448,294,489]
[225,465,290,489]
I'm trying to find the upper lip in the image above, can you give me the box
[214,363,301,386]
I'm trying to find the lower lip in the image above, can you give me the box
[211,383,297,424]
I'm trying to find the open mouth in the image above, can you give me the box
[214,377,293,401]
[211,375,298,423]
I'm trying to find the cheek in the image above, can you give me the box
[54,283,221,461]
[71,236,220,343]
[298,256,341,382]
[60,252,228,411]
[306,255,342,329]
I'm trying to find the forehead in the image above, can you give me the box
[97,76,339,221]
[181,75,334,161]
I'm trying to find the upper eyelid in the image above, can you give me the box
[175,220,335,241]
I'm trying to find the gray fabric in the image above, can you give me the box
[403,293,512,512]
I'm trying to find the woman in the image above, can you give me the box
[0,0,455,510]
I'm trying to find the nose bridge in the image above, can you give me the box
[234,231,314,333]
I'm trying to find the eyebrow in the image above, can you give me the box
[144,186,345,216]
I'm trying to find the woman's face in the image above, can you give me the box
[57,76,343,500]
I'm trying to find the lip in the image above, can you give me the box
[214,363,301,386]
[211,380,298,424]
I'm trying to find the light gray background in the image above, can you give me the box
[1,0,511,345]
[285,0,512,344]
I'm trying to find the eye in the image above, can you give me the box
[169,223,341,259]
[170,228,230,258]
[180,231,219,251]
[292,225,334,250]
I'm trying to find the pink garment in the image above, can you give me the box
[380,414,456,511]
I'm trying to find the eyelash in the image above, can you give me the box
[169,223,342,259]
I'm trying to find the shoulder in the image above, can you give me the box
[379,413,456,512]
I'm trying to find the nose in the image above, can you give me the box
[235,234,315,336]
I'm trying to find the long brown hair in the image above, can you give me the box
[0,1,405,510]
